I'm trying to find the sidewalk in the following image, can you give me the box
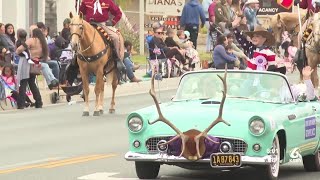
[41,68,181,105]
[0,68,182,111]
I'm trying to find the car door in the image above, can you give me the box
[283,102,318,156]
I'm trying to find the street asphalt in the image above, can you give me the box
[1,70,320,180]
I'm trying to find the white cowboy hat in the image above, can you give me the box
[245,0,259,5]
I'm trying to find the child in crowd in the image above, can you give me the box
[177,30,200,71]
[123,40,141,82]
[164,28,180,48]
[225,44,241,68]
[279,31,296,73]
[233,25,285,71]
[0,64,34,108]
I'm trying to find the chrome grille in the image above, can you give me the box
[145,136,172,153]
[145,136,247,154]
[219,137,247,154]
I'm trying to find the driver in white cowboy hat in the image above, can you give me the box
[233,25,284,71]
[243,0,260,31]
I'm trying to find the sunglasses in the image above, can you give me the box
[156,31,164,35]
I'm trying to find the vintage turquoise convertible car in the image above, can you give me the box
[125,70,320,180]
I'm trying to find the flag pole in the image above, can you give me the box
[297,3,303,48]
[77,0,81,15]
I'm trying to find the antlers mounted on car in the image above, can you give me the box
[148,66,230,161]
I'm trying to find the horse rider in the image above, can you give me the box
[295,0,320,47]
[75,0,126,81]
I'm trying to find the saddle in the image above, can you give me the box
[90,22,112,46]
[89,22,125,81]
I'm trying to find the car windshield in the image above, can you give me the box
[174,71,293,103]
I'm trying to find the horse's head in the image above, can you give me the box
[69,12,84,51]
[313,12,320,44]
[270,14,285,47]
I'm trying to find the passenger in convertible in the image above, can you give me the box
[233,24,283,71]
[240,66,316,101]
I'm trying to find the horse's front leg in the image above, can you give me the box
[79,62,90,116]
[109,70,118,114]
[93,68,104,116]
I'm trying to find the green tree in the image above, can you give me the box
[115,0,133,10]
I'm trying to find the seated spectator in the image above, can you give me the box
[213,35,237,69]
[0,23,15,64]
[44,26,54,44]
[180,31,200,71]
[35,23,60,81]
[61,18,71,44]
[165,28,180,48]
[123,40,141,82]
[225,44,240,68]
[226,33,248,68]
[148,23,188,72]
[0,64,34,108]
[5,23,16,45]
[233,25,285,71]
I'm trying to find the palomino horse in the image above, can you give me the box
[270,12,306,48]
[69,12,118,116]
[270,12,307,79]
[305,12,320,93]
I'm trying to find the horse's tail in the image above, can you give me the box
[103,59,117,84]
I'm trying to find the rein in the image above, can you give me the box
[70,20,107,63]
[279,19,300,37]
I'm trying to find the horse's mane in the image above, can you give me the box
[270,12,307,26]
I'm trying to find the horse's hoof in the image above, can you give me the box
[99,110,104,115]
[82,111,89,116]
[109,109,115,114]
[93,111,100,116]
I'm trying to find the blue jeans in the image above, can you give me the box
[46,60,60,79]
[123,57,134,80]
[41,63,56,85]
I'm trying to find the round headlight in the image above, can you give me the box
[249,119,265,135]
[128,117,143,132]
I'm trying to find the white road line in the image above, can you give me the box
[0,157,65,170]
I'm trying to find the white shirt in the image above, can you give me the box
[290,79,316,101]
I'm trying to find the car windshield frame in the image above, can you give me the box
[173,70,294,104]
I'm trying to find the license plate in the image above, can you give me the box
[210,153,241,167]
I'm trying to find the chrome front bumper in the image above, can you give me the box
[125,151,273,165]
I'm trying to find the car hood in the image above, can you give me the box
[135,99,283,137]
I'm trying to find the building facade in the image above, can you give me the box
[0,0,75,36]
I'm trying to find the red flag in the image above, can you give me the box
[277,0,293,9]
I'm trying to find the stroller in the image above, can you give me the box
[49,36,83,103]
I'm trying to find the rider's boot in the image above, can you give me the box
[114,51,126,84]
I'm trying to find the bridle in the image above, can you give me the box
[277,19,300,40]
[70,20,96,54]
